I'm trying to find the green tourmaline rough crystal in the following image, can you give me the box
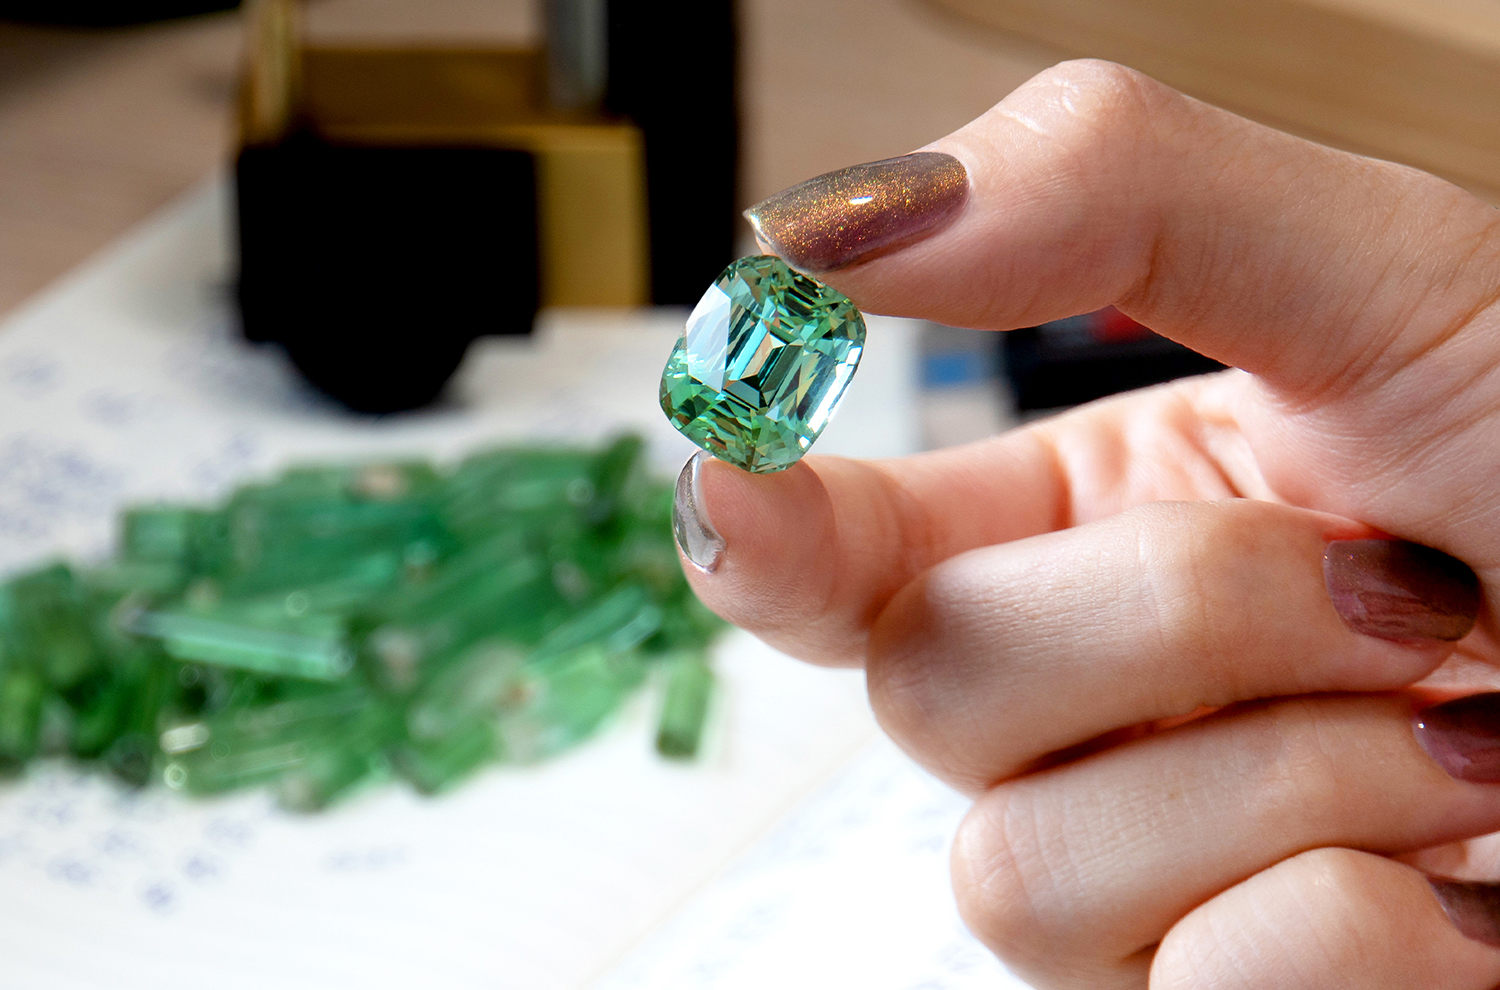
[659,255,866,473]
[0,435,724,809]
[655,652,714,759]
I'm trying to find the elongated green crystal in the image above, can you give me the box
[655,652,714,759]
[392,718,497,795]
[132,600,355,681]
[276,744,387,812]
[660,256,866,473]
[163,688,391,802]
[0,565,103,690]
[0,666,44,766]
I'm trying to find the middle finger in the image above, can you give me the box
[866,498,1479,792]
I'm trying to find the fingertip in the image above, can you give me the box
[670,429,1070,668]
[693,455,829,562]
[676,455,849,664]
[1323,539,1482,644]
[1430,877,1500,949]
[1155,850,1500,990]
[672,451,725,573]
[742,152,969,274]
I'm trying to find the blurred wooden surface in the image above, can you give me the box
[927,0,1500,200]
[9,0,1500,322]
[0,16,241,317]
[738,0,1053,208]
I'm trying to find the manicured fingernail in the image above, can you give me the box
[673,451,724,573]
[1415,693,1500,782]
[744,152,968,273]
[1430,878,1500,947]
[1323,539,1480,642]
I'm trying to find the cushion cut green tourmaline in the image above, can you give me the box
[659,255,866,474]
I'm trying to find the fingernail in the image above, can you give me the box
[1430,878,1500,947]
[673,451,724,573]
[1323,539,1480,642]
[1414,693,1500,782]
[744,151,968,273]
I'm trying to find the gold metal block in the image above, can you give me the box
[237,4,650,308]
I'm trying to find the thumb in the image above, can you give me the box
[746,59,1500,401]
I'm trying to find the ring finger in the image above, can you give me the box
[1152,848,1500,990]
[950,692,1500,987]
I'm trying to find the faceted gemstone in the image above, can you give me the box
[660,255,866,473]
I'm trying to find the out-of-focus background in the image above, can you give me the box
[1,3,1498,988]
[0,0,1049,320]
[7,0,1500,430]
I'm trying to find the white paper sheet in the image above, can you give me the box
[592,735,1035,990]
[0,180,1029,989]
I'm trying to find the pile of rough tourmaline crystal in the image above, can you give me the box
[0,435,722,811]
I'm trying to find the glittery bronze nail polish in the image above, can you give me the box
[744,152,968,273]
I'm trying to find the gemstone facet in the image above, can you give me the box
[659,256,866,473]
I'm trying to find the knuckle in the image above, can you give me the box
[1231,700,1360,835]
[1045,57,1161,100]
[1119,501,1287,705]
[866,568,985,781]
[951,789,1077,974]
[1279,848,1412,966]
[867,550,1043,789]
[1154,848,1393,990]
[1153,928,1250,990]
[1267,852,1399,980]
[1121,504,1248,697]
[1279,705,1362,812]
[1150,937,1226,990]
[1288,846,1374,892]
[1020,59,1172,152]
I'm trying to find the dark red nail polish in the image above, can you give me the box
[1430,878,1500,947]
[1415,694,1500,782]
[1323,539,1480,642]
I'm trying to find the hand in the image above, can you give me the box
[676,60,1500,989]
